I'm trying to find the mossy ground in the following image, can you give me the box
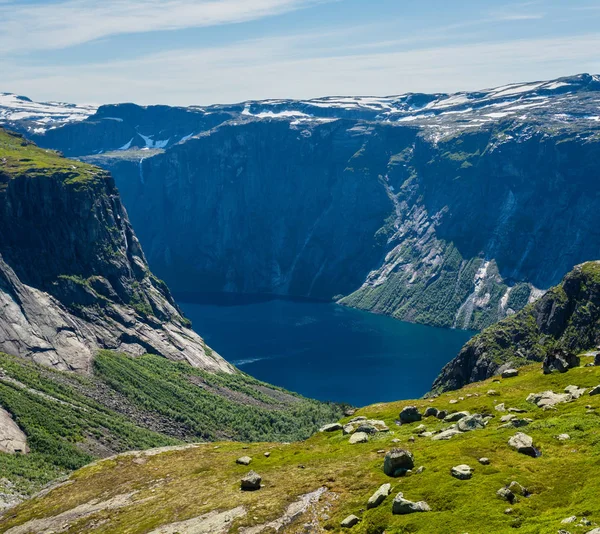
[0,129,102,186]
[2,357,600,533]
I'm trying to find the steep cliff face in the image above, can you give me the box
[5,74,600,330]
[432,261,600,392]
[0,129,232,373]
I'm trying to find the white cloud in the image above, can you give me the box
[3,33,600,106]
[0,0,333,52]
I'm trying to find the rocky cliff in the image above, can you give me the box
[0,128,232,373]
[432,261,600,392]
[5,74,600,330]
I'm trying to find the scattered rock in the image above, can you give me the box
[367,483,392,509]
[414,466,425,474]
[349,432,369,445]
[451,465,473,480]
[565,385,587,399]
[436,410,448,420]
[502,369,519,378]
[589,385,600,396]
[457,414,486,432]
[383,448,415,477]
[399,406,422,424]
[478,457,490,465]
[444,411,470,423]
[264,452,271,458]
[562,516,577,524]
[320,423,342,432]
[495,403,506,412]
[236,456,252,466]
[344,409,356,417]
[391,438,400,443]
[596,353,600,366]
[392,493,431,514]
[432,429,462,441]
[557,433,571,441]
[497,487,516,504]
[408,436,415,442]
[241,471,262,491]
[543,349,580,374]
[340,515,360,528]
[449,399,458,404]
[508,407,527,413]
[508,481,528,496]
[424,407,438,418]
[487,390,500,396]
[527,390,573,408]
[343,419,389,435]
[508,432,539,457]
[500,414,516,423]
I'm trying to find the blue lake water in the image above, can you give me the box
[178,296,474,407]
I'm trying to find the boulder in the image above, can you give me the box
[444,411,470,423]
[241,471,261,491]
[436,410,448,420]
[415,424,427,434]
[340,515,360,528]
[508,432,539,457]
[478,457,491,465]
[392,493,431,514]
[527,390,572,408]
[343,419,389,435]
[557,433,571,441]
[432,428,462,441]
[367,483,392,509]
[495,403,506,412]
[320,423,342,432]
[497,487,516,503]
[349,432,369,444]
[355,424,379,435]
[451,464,473,480]
[236,456,252,466]
[487,390,500,396]
[383,448,415,477]
[543,349,580,374]
[502,369,519,378]
[508,481,528,496]
[424,407,438,418]
[399,406,422,424]
[590,385,600,396]
[595,353,600,366]
[565,385,587,399]
[457,414,486,432]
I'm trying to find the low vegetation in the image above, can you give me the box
[3,355,600,533]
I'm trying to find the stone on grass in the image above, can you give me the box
[561,516,577,524]
[497,487,517,504]
[589,385,600,396]
[508,481,528,496]
[424,407,438,418]
[399,406,422,424]
[495,403,506,412]
[478,457,490,465]
[527,390,572,408]
[543,349,580,374]
[444,411,470,423]
[340,515,360,528]
[508,432,539,457]
[349,432,369,444]
[451,465,473,480]
[236,456,252,466]
[502,369,519,378]
[320,423,342,432]
[367,483,392,509]
[457,414,486,432]
[383,448,414,477]
[264,452,271,457]
[432,429,461,441]
[241,471,261,491]
[565,385,587,399]
[392,493,431,514]
[596,353,600,366]
[487,390,500,396]
[557,433,571,441]
[436,410,448,420]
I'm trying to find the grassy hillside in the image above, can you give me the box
[0,351,342,505]
[3,354,600,533]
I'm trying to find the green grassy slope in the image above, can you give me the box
[0,351,342,502]
[3,355,600,533]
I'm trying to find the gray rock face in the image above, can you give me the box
[399,406,422,424]
[0,135,232,375]
[543,349,581,375]
[367,483,391,509]
[383,448,415,477]
[451,465,473,480]
[392,493,431,514]
[0,406,28,454]
[508,432,539,457]
[241,471,262,491]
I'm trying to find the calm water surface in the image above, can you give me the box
[178,296,474,407]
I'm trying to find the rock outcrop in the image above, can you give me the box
[0,129,232,374]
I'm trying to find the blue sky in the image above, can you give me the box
[2,0,600,106]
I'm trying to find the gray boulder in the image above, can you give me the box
[340,515,360,528]
[320,423,342,432]
[399,406,422,424]
[451,464,473,480]
[508,432,539,457]
[479,457,490,465]
[241,470,262,491]
[527,390,572,408]
[349,432,369,444]
[392,493,431,514]
[502,369,519,378]
[565,385,587,399]
[497,487,517,504]
[236,456,252,466]
[383,448,415,477]
[444,411,470,423]
[432,428,461,441]
[457,414,486,432]
[543,349,580,374]
[367,483,392,509]
[436,410,448,420]
[424,407,438,418]
[508,481,528,496]
[590,385,600,396]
